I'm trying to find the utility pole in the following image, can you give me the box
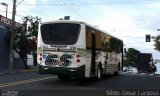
[9,0,16,71]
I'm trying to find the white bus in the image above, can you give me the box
[37,20,123,80]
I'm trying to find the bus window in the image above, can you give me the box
[41,23,80,45]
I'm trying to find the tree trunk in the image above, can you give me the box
[21,54,30,69]
[14,47,30,69]
[32,52,37,66]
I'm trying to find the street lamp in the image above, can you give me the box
[0,2,8,18]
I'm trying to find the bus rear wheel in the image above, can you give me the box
[114,71,119,76]
[114,65,119,76]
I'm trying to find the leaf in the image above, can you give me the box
[124,48,141,67]
[14,15,41,67]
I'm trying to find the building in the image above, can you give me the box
[0,15,32,70]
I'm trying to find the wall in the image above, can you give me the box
[0,25,9,70]
[0,15,25,70]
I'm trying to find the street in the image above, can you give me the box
[0,71,160,96]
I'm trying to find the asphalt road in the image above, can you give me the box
[0,71,160,96]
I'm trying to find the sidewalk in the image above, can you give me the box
[0,66,37,75]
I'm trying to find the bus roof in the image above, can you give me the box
[40,20,123,43]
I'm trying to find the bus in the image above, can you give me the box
[37,20,123,80]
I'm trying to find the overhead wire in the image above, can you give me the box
[17,0,25,6]
[71,0,160,5]
[2,0,159,24]
[50,0,80,20]
[0,10,24,17]
[58,0,85,21]
[13,0,159,22]
[18,0,160,6]
[67,0,88,21]
[68,0,95,23]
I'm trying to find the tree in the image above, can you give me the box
[124,48,141,68]
[152,35,160,51]
[14,16,41,69]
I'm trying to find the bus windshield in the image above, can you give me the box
[41,23,80,45]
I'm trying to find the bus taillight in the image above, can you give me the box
[77,59,80,63]
[76,54,80,58]
[57,48,61,51]
[39,53,43,61]
[40,53,43,56]
[39,57,42,61]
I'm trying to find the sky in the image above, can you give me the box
[1,0,160,58]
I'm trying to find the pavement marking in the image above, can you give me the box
[0,76,57,88]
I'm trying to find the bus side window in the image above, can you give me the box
[86,28,92,49]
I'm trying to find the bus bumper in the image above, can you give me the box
[38,65,85,78]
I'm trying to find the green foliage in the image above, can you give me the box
[14,16,41,69]
[123,58,130,68]
[124,48,141,68]
[152,35,160,51]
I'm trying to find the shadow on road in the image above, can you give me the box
[43,73,160,90]
[78,74,115,86]
[44,74,117,87]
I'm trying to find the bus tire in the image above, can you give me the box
[114,65,119,76]
[114,71,119,76]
